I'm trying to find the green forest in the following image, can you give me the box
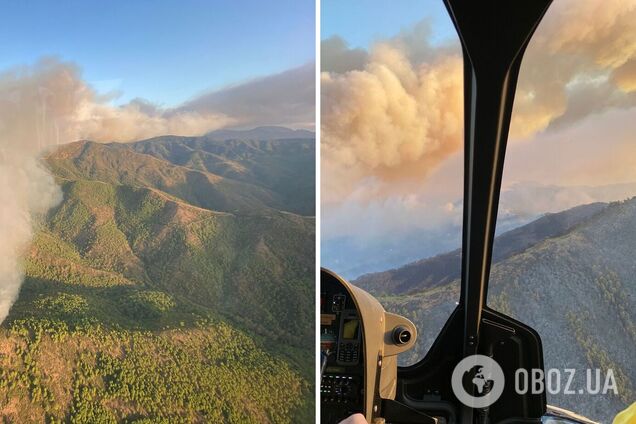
[0,135,315,423]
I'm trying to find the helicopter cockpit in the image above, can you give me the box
[320,269,432,424]
[320,272,364,420]
[321,1,602,423]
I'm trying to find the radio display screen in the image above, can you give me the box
[342,318,359,340]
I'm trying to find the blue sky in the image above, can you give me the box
[0,0,315,107]
[321,0,454,47]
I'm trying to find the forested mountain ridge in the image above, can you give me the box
[0,130,315,423]
[363,199,636,423]
[354,202,608,295]
[47,131,315,216]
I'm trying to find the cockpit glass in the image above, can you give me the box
[487,2,636,422]
[321,0,464,366]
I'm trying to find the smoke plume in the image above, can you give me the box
[0,58,233,322]
[1,58,233,145]
[322,0,636,203]
[178,63,315,130]
[0,61,66,322]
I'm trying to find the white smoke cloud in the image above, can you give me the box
[0,62,65,322]
[322,0,636,204]
[321,43,464,203]
[0,154,61,322]
[0,58,234,145]
[178,62,315,130]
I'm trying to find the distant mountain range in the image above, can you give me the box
[205,125,315,141]
[1,128,315,423]
[352,199,636,423]
[354,202,607,295]
[51,128,315,216]
[323,181,636,280]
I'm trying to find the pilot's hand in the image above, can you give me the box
[339,413,367,424]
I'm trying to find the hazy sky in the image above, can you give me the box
[0,0,316,146]
[0,0,315,107]
[321,0,454,48]
[321,0,636,247]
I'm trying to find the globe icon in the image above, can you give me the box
[452,355,505,408]
[462,365,494,397]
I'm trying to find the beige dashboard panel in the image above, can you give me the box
[322,268,418,422]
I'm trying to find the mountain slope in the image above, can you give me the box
[23,179,314,344]
[204,126,315,141]
[371,199,636,423]
[47,141,276,214]
[355,202,607,295]
[131,134,315,215]
[1,130,314,423]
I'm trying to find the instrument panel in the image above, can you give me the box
[321,271,364,424]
